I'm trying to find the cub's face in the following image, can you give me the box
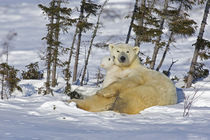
[100,56,114,70]
[109,44,139,67]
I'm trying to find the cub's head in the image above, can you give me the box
[100,56,114,70]
[109,43,139,67]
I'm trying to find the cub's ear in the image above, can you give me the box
[109,44,115,51]
[133,46,140,54]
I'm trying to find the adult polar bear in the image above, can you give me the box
[72,43,177,114]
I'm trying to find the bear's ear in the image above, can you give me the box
[133,46,140,54]
[109,44,115,51]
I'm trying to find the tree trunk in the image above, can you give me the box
[150,0,168,69]
[186,0,210,88]
[67,28,78,72]
[72,30,82,82]
[52,0,61,87]
[156,32,174,71]
[1,73,4,100]
[80,0,108,86]
[46,46,52,95]
[135,0,145,47]
[125,0,139,44]
[45,0,55,95]
[64,27,78,93]
[72,0,85,82]
[156,0,183,71]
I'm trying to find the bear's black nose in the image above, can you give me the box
[120,56,126,62]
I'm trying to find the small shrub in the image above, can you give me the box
[66,90,83,99]
[193,63,209,80]
[184,62,209,83]
[0,63,22,99]
[22,62,43,80]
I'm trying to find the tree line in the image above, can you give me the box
[0,0,209,99]
[38,0,108,97]
[126,0,210,88]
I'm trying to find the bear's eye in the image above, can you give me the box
[108,58,111,61]
[117,50,120,53]
[126,51,129,53]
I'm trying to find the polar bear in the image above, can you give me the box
[96,43,177,114]
[100,56,131,88]
[71,43,177,114]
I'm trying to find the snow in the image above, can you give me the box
[0,0,210,140]
[1,87,210,140]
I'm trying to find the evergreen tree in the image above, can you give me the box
[0,63,8,99]
[51,0,61,87]
[72,0,86,83]
[63,28,78,94]
[134,0,145,47]
[72,0,100,82]
[39,0,56,95]
[186,0,210,88]
[39,0,75,94]
[150,0,169,69]
[22,62,43,79]
[132,0,163,48]
[80,0,108,86]
[0,63,22,99]
[156,0,197,71]
[63,0,100,95]
[6,66,22,96]
[125,0,139,44]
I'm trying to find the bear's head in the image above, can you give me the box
[109,43,139,67]
[100,56,114,70]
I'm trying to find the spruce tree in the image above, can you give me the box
[80,0,108,86]
[186,0,210,88]
[51,0,75,87]
[39,0,75,94]
[150,0,169,69]
[51,0,61,87]
[156,0,197,71]
[72,0,86,83]
[134,0,145,47]
[63,0,99,95]
[0,63,22,99]
[39,0,56,95]
[63,28,78,94]
[22,62,43,79]
[6,66,22,96]
[72,0,100,82]
[0,63,8,99]
[132,0,163,48]
[125,0,139,44]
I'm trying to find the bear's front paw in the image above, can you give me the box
[96,88,116,98]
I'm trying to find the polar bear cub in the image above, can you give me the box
[100,56,131,88]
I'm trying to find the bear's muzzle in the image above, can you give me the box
[118,52,128,64]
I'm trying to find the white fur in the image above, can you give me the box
[100,56,131,88]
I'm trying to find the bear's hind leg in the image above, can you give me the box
[71,95,115,112]
[113,85,159,114]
